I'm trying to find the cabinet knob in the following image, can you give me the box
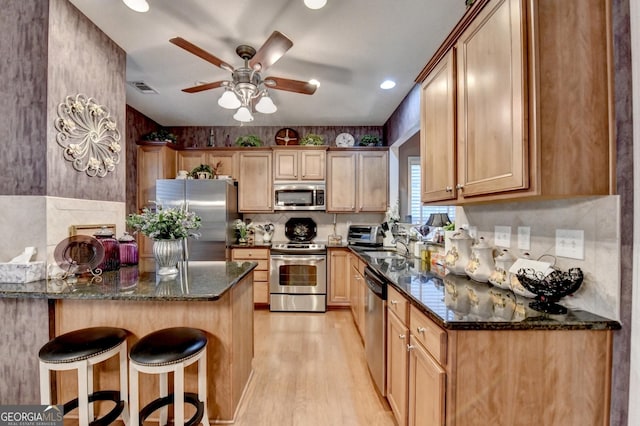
[390,300,398,305]
[417,326,426,334]
[446,186,453,192]
[456,184,464,190]
[399,334,405,340]
[407,344,415,352]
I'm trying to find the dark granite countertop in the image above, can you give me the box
[0,261,257,302]
[350,247,620,331]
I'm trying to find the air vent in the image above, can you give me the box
[128,81,158,94]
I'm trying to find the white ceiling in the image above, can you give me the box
[68,0,466,127]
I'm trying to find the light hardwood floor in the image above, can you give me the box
[232,309,395,426]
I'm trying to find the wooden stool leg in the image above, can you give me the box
[198,353,209,426]
[78,361,90,426]
[174,366,185,426]
[129,362,139,426]
[159,372,168,425]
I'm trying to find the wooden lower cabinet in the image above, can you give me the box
[349,253,366,340]
[408,336,445,426]
[232,247,269,306]
[328,248,350,307]
[387,296,410,426]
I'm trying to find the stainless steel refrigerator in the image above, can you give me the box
[156,179,239,260]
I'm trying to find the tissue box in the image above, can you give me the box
[0,262,46,283]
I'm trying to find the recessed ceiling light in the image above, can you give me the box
[122,0,149,13]
[380,80,396,90]
[309,79,320,88]
[304,0,327,10]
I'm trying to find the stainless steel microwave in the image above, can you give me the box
[273,182,325,211]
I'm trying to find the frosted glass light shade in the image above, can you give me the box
[218,90,241,109]
[304,0,327,9]
[233,106,254,122]
[255,95,277,114]
[122,0,149,12]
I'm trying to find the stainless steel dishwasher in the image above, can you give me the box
[363,266,387,397]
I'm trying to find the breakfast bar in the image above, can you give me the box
[0,260,257,423]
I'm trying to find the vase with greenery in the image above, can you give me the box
[233,219,251,243]
[142,128,177,144]
[127,204,201,274]
[300,133,325,146]
[235,135,263,147]
[359,134,382,146]
[190,164,214,179]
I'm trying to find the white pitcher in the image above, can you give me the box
[444,229,473,275]
[489,248,516,289]
[465,237,495,283]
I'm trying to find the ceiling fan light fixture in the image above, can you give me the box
[218,90,241,109]
[255,94,277,114]
[122,0,149,13]
[304,0,327,10]
[309,79,320,88]
[233,106,254,122]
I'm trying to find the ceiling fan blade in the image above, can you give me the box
[264,77,317,95]
[182,81,225,93]
[170,37,233,72]
[249,31,293,72]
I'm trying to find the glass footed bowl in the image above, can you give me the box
[515,267,583,315]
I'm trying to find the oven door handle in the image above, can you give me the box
[270,255,326,262]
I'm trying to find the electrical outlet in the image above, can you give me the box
[517,226,531,250]
[494,226,511,248]
[555,229,584,260]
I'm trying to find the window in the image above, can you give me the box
[408,156,455,225]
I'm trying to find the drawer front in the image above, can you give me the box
[232,248,269,259]
[254,281,269,304]
[232,257,269,271]
[410,305,447,365]
[253,270,269,282]
[387,285,409,325]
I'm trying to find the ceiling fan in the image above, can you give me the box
[170,31,317,122]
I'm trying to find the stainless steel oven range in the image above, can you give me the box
[269,218,327,312]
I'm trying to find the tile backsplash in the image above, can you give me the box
[457,196,620,320]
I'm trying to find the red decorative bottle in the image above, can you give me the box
[118,232,139,266]
[93,226,120,272]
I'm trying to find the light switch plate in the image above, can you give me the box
[555,229,584,260]
[494,226,511,248]
[517,226,531,250]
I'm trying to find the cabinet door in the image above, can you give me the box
[408,339,445,426]
[208,151,237,179]
[300,150,326,180]
[328,249,350,306]
[273,150,298,180]
[176,151,206,175]
[327,152,357,212]
[238,152,273,212]
[387,311,409,426]
[358,151,388,212]
[456,0,527,198]
[420,49,457,203]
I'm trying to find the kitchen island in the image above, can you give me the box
[0,260,257,423]
[351,247,620,426]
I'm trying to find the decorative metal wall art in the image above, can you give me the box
[54,94,121,177]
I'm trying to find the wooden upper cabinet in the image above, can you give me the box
[273,148,326,181]
[137,144,176,210]
[420,0,614,205]
[238,150,273,212]
[327,150,388,213]
[420,49,457,204]
[177,150,238,179]
[456,0,527,198]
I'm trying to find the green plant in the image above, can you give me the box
[443,221,456,231]
[300,133,325,146]
[189,164,213,178]
[235,134,263,147]
[127,204,201,240]
[142,128,177,143]
[359,134,382,146]
[233,219,251,240]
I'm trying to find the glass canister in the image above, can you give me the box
[118,232,139,266]
[93,226,120,271]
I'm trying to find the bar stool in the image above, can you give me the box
[129,327,209,426]
[38,327,129,426]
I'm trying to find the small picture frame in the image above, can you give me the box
[69,224,116,237]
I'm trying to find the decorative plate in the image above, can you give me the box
[275,128,299,145]
[335,132,355,147]
[54,235,105,274]
[284,217,317,242]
